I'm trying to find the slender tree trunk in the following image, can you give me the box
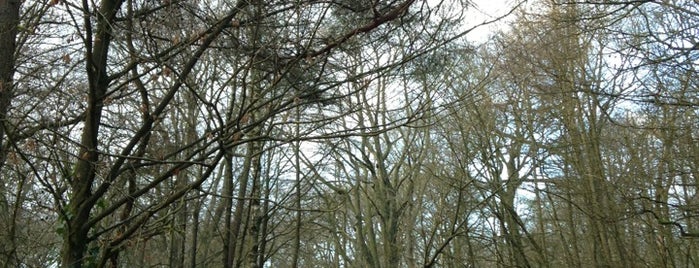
[500,152,531,268]
[254,173,271,268]
[62,1,123,267]
[501,189,530,268]
[222,155,236,268]
[533,176,550,267]
[291,107,301,268]
[243,138,263,268]
[169,188,187,268]
[223,139,256,268]
[169,92,199,268]
[3,174,27,268]
[189,199,201,268]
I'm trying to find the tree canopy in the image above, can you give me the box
[1,0,698,267]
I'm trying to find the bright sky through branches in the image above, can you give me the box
[467,0,518,42]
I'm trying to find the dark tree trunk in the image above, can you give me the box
[0,1,20,267]
[61,0,123,267]
[0,0,20,169]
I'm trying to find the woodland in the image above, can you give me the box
[0,0,698,267]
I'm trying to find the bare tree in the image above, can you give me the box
[0,0,487,267]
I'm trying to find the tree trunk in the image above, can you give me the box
[0,0,19,169]
[222,154,237,268]
[0,7,20,262]
[291,107,302,268]
[189,198,201,268]
[62,0,123,267]
[223,140,256,268]
[169,188,187,268]
[244,142,263,268]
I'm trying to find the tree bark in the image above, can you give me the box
[62,0,123,267]
[0,1,20,266]
[0,0,19,168]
